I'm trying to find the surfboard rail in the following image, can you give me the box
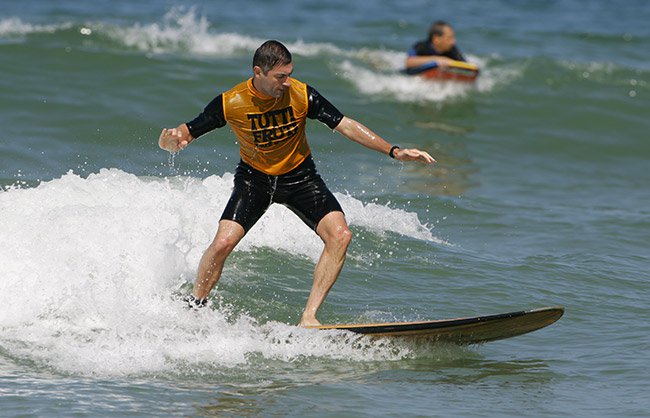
[311,306,564,344]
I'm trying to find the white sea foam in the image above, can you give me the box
[0,169,438,376]
[1,9,514,103]
[0,17,71,36]
[104,7,262,56]
[335,51,519,103]
[107,8,512,102]
[94,7,513,102]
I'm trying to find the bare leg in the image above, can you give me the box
[192,220,246,300]
[299,211,352,326]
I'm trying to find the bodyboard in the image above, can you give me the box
[311,306,564,344]
[402,59,480,82]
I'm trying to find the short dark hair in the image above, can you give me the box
[428,21,451,41]
[252,40,292,73]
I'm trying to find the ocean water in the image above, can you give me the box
[1,1,649,416]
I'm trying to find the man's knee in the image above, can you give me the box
[338,226,353,248]
[209,221,245,257]
[317,211,352,248]
[211,235,238,256]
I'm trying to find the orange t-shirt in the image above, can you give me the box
[222,78,311,175]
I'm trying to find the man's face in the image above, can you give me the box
[432,26,456,53]
[253,62,293,98]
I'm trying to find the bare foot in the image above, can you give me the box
[299,317,322,328]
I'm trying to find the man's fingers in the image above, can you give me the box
[159,128,183,152]
[160,128,182,138]
[419,151,436,163]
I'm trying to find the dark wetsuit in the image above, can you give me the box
[185,83,344,233]
[407,40,466,62]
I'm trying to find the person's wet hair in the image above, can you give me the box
[428,20,450,41]
[253,40,292,73]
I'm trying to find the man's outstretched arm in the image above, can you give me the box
[334,116,435,164]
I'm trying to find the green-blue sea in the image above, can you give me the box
[1,1,649,416]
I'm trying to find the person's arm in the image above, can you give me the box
[159,94,226,152]
[405,54,455,69]
[405,42,455,69]
[306,86,434,163]
[334,117,435,164]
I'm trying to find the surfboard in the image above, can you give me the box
[402,59,480,82]
[311,306,564,344]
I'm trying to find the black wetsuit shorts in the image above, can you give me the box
[220,155,343,233]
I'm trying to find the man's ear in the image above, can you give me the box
[253,65,263,76]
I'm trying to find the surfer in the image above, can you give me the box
[159,40,434,326]
[405,20,466,70]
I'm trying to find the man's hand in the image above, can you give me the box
[159,125,191,152]
[393,147,436,164]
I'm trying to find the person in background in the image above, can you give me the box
[405,20,466,70]
[159,40,435,327]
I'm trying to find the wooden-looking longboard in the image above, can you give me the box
[311,306,564,345]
